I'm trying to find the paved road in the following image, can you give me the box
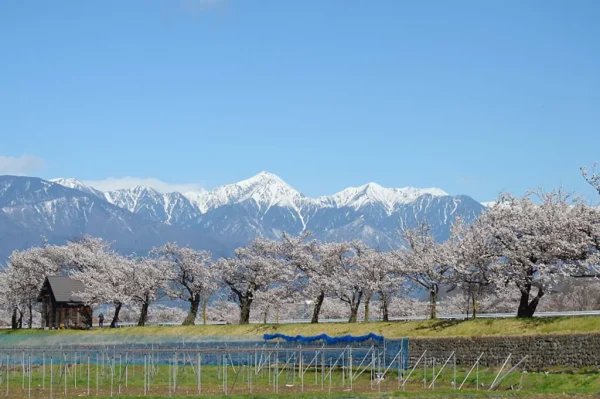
[111,309,600,327]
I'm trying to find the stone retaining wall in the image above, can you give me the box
[407,333,600,371]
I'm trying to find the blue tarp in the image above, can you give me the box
[263,332,384,345]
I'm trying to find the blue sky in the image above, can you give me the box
[1,0,599,202]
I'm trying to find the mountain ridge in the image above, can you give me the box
[54,171,453,219]
[0,173,485,260]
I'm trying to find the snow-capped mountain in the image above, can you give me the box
[185,172,306,213]
[0,172,486,260]
[50,178,105,199]
[320,183,449,215]
[0,176,229,261]
[104,186,200,225]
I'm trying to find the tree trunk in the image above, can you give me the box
[183,294,201,326]
[202,299,207,325]
[381,292,390,322]
[11,308,18,330]
[429,285,438,319]
[137,299,149,327]
[348,291,363,323]
[18,310,23,329]
[363,294,372,322]
[239,295,252,325]
[517,285,544,318]
[110,302,122,328]
[471,293,478,320]
[28,302,33,329]
[311,291,325,324]
[262,306,269,324]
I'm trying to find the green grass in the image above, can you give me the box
[2,316,600,338]
[4,362,600,399]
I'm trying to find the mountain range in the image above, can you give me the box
[0,172,485,261]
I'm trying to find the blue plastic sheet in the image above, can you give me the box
[263,332,384,344]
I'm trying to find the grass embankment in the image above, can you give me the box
[2,316,600,338]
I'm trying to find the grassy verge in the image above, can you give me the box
[2,316,600,338]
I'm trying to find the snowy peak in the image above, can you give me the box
[1,174,484,259]
[195,171,305,213]
[103,186,199,225]
[324,183,449,214]
[51,172,452,221]
[50,178,104,198]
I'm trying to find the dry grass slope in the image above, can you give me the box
[2,316,600,338]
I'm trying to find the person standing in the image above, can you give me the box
[98,312,104,328]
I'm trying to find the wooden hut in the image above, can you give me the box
[37,276,92,329]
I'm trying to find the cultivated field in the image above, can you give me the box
[0,359,599,399]
[1,317,599,398]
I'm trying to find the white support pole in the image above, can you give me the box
[428,351,455,389]
[489,353,512,391]
[432,357,435,390]
[300,350,304,393]
[453,352,456,390]
[64,356,67,397]
[348,347,352,392]
[197,352,201,395]
[423,351,426,389]
[328,357,332,394]
[27,353,31,399]
[110,357,114,397]
[488,355,528,391]
[459,352,484,390]
[376,348,404,387]
[351,345,374,382]
[96,352,99,396]
[117,355,121,395]
[87,354,90,396]
[402,350,427,390]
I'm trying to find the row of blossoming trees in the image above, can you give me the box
[1,188,599,329]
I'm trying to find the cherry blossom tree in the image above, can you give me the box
[148,305,189,324]
[320,242,369,323]
[581,162,600,195]
[151,243,217,325]
[2,245,62,328]
[278,232,334,323]
[127,257,174,326]
[362,249,404,321]
[69,248,134,328]
[205,301,239,324]
[319,297,352,320]
[395,223,453,319]
[481,190,598,317]
[51,236,117,273]
[444,217,499,318]
[387,297,429,317]
[0,267,26,329]
[218,237,292,324]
